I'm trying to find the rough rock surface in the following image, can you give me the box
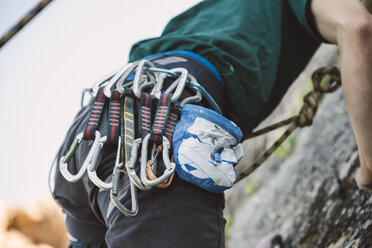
[225,44,372,248]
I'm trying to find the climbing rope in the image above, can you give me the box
[237,67,342,182]
[0,0,53,49]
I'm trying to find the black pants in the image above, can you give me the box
[51,101,226,248]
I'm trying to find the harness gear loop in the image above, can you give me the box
[237,67,341,182]
[187,80,222,114]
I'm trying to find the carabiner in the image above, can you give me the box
[140,134,176,188]
[110,162,138,217]
[133,60,155,98]
[150,73,167,99]
[59,131,101,183]
[126,138,151,190]
[110,136,138,216]
[104,62,138,98]
[146,149,175,189]
[114,61,141,94]
[180,88,202,106]
[87,135,113,190]
[92,65,127,96]
[180,74,202,106]
[187,81,222,114]
[164,68,188,101]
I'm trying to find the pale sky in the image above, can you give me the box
[0,0,200,204]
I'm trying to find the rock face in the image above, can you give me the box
[225,44,372,248]
[0,199,68,248]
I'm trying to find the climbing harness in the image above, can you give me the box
[58,58,227,216]
[58,53,341,216]
[236,67,342,182]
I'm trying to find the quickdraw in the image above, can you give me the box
[59,59,216,216]
[59,85,108,183]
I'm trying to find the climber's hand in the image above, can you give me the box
[356,166,372,192]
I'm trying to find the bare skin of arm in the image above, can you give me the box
[311,0,372,191]
[256,2,372,247]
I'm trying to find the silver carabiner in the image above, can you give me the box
[150,72,168,99]
[92,65,128,96]
[140,134,176,188]
[110,167,138,217]
[133,60,155,98]
[187,81,222,114]
[110,137,138,217]
[180,74,202,106]
[164,68,188,101]
[115,61,141,94]
[87,135,113,190]
[126,138,151,191]
[59,131,101,183]
[104,62,139,98]
[180,89,203,106]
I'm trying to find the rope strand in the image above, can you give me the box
[237,67,341,182]
[0,0,53,49]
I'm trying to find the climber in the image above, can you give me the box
[50,0,372,247]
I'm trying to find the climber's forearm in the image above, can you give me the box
[311,0,372,173]
[339,32,372,177]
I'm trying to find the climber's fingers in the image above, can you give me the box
[356,168,372,192]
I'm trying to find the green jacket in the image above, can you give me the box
[129,0,322,134]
